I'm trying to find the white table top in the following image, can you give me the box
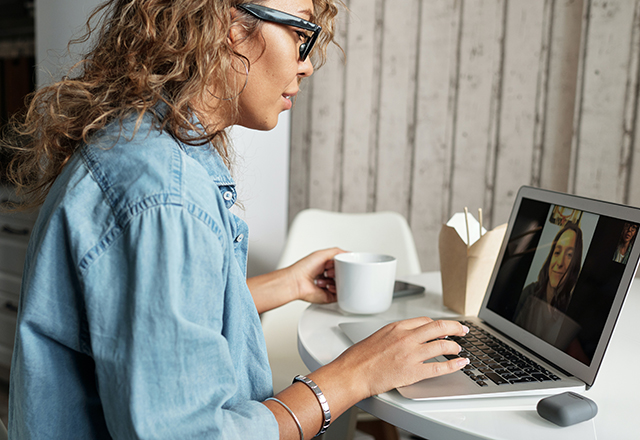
[297,272,640,440]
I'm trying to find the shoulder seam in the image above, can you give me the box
[77,201,226,274]
[80,133,186,229]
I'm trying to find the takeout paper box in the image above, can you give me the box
[439,213,507,316]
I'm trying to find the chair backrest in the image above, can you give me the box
[277,209,421,276]
[0,418,8,440]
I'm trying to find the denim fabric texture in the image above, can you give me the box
[9,111,278,439]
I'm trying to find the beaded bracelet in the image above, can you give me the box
[265,397,304,440]
[292,375,331,437]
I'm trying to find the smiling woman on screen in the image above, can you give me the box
[3,1,470,438]
[514,222,584,349]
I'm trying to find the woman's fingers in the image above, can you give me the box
[419,318,470,340]
[421,338,462,359]
[343,318,471,397]
[420,357,471,378]
[292,248,345,303]
[381,317,468,342]
[315,277,337,295]
[389,316,435,331]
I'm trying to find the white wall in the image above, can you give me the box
[35,0,99,87]
[230,122,290,277]
[35,0,289,277]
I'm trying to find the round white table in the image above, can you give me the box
[297,272,640,440]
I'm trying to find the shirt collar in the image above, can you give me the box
[154,104,238,205]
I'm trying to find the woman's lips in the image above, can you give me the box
[282,93,295,110]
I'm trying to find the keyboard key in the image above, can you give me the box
[486,372,510,385]
[531,373,551,381]
[510,376,537,383]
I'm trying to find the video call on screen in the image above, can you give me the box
[486,198,638,366]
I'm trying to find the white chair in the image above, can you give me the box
[261,209,421,439]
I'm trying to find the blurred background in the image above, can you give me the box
[290,0,640,271]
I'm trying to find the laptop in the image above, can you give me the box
[340,186,640,400]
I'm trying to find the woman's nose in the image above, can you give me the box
[299,56,314,77]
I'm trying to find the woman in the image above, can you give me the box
[613,222,638,264]
[527,222,583,312]
[4,1,469,439]
[514,222,583,345]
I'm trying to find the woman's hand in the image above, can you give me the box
[286,247,345,304]
[310,317,470,405]
[354,317,470,396]
[272,317,470,439]
[247,247,345,314]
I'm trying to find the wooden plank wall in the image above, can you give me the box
[289,0,640,271]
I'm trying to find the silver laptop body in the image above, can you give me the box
[341,186,640,400]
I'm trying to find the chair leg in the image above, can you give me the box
[355,418,400,440]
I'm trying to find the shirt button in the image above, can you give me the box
[223,191,233,201]
[236,234,244,243]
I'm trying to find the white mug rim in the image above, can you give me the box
[334,252,396,265]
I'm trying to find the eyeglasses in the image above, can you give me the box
[237,3,321,62]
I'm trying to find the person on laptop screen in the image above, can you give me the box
[514,221,584,349]
[613,222,638,264]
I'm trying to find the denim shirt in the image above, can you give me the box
[9,112,278,439]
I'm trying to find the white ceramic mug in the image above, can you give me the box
[334,252,397,314]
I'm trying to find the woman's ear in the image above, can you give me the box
[228,7,244,46]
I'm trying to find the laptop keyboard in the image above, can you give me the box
[445,321,562,387]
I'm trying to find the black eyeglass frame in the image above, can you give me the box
[237,3,321,62]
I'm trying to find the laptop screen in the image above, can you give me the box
[484,194,638,370]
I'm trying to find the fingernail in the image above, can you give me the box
[458,358,470,367]
[462,325,470,334]
[457,344,462,353]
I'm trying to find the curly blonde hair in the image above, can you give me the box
[3,0,341,210]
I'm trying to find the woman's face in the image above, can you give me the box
[234,0,316,131]
[623,223,638,244]
[548,230,577,289]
